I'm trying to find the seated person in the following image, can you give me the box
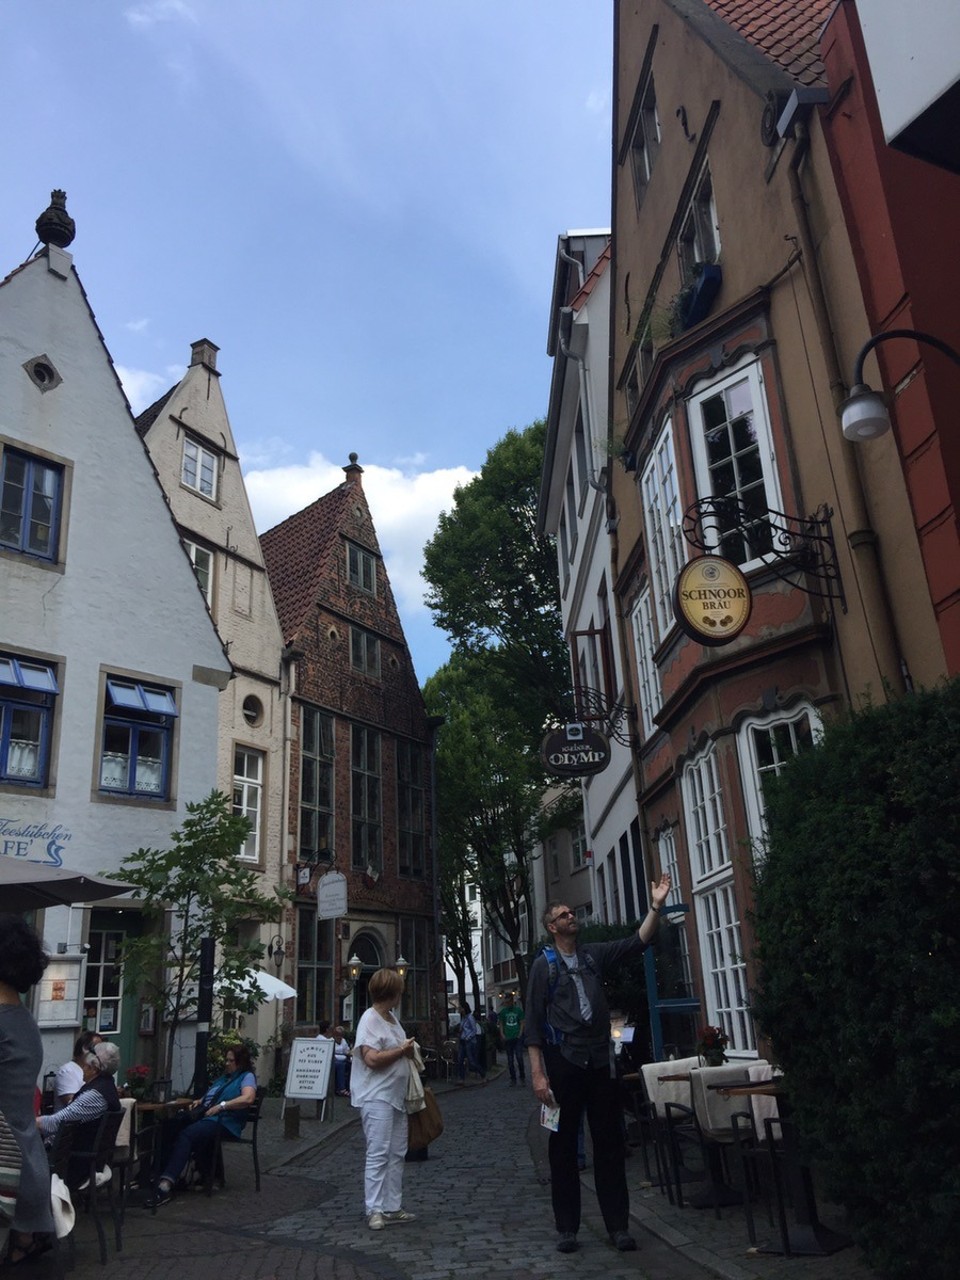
[37,1042,122,1190]
[54,1032,102,1111]
[332,1026,351,1096]
[315,1020,332,1040]
[146,1045,256,1208]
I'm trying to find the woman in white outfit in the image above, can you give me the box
[350,967,418,1230]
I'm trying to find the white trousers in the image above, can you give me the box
[360,1100,407,1215]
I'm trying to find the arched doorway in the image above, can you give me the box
[343,933,383,1028]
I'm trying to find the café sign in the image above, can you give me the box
[673,555,752,646]
[540,724,611,777]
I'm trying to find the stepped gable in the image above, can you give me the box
[702,0,832,86]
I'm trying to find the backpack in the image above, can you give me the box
[540,944,599,1045]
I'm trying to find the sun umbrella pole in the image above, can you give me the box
[192,935,215,1097]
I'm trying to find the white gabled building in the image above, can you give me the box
[0,195,231,1082]
[538,231,653,931]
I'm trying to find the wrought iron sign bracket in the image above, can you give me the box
[569,687,637,747]
[682,497,847,612]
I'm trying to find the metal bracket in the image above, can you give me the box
[682,496,846,612]
[567,686,636,747]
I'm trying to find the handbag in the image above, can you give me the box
[407,1085,443,1150]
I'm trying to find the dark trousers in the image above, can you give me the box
[505,1038,525,1082]
[544,1046,628,1235]
[159,1117,236,1186]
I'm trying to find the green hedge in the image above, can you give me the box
[752,680,960,1279]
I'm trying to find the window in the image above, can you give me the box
[398,916,431,1022]
[573,413,589,498]
[565,467,578,557]
[641,421,686,636]
[683,742,729,883]
[350,628,380,678]
[351,726,381,871]
[181,438,218,500]
[233,747,263,861]
[0,447,63,561]
[300,706,333,863]
[571,820,588,870]
[295,907,334,1025]
[679,164,719,283]
[655,826,694,993]
[631,587,661,740]
[0,655,58,787]
[629,74,661,208]
[687,360,782,568]
[99,677,177,799]
[397,741,425,877]
[697,880,754,1052]
[185,540,214,604]
[347,542,377,594]
[738,707,819,844]
[84,930,124,1036]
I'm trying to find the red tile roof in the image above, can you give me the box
[260,482,358,644]
[703,0,834,86]
[569,241,611,313]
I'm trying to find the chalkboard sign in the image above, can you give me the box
[283,1037,335,1103]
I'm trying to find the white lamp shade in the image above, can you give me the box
[841,385,891,441]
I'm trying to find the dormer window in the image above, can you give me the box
[629,74,661,209]
[181,438,219,501]
[679,165,720,284]
[347,542,376,594]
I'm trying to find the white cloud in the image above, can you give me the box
[125,0,197,28]
[115,364,169,414]
[243,451,475,618]
[124,317,150,334]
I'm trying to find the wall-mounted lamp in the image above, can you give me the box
[267,935,287,971]
[395,954,408,980]
[347,953,362,982]
[841,328,960,441]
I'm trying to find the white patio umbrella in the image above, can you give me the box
[225,969,297,1002]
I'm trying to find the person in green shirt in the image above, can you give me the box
[498,992,525,1085]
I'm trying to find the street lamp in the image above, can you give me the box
[840,328,960,441]
[395,954,408,980]
[347,953,362,982]
[267,934,287,971]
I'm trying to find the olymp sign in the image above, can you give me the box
[540,725,611,777]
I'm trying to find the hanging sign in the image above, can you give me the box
[540,724,611,777]
[673,555,752,646]
[317,869,348,919]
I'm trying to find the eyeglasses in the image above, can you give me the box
[549,910,575,923]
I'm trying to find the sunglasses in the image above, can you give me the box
[550,910,575,923]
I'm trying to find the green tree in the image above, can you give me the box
[752,680,960,1280]
[422,420,569,730]
[115,791,284,1078]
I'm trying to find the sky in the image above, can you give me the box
[1,1,613,681]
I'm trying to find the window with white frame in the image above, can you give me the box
[655,825,694,992]
[181,438,218,500]
[697,879,754,1052]
[350,627,380,678]
[300,705,334,862]
[351,725,381,871]
[0,447,63,562]
[641,420,686,636]
[687,359,782,569]
[737,706,819,845]
[99,677,177,799]
[631,586,661,740]
[565,468,578,556]
[683,742,729,881]
[185,540,214,604]
[679,164,719,283]
[571,820,588,870]
[629,74,661,209]
[347,541,377,594]
[0,654,58,787]
[233,747,263,861]
[574,412,589,498]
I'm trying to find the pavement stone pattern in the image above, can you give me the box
[37,1068,878,1280]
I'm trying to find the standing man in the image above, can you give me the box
[498,992,525,1086]
[525,873,671,1255]
[455,1004,484,1083]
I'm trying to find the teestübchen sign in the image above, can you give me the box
[540,724,611,777]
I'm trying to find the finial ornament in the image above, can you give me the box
[36,189,76,248]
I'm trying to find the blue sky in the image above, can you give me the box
[1,0,612,679]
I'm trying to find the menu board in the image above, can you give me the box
[283,1037,334,1101]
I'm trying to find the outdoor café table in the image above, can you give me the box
[134,1097,193,1184]
[715,1082,851,1256]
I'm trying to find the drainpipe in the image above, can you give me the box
[786,120,906,694]
[558,308,605,495]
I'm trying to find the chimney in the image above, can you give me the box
[190,339,219,372]
[342,452,364,485]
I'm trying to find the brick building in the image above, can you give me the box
[260,455,441,1045]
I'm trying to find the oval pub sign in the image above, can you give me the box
[673,555,752,647]
[540,725,611,778]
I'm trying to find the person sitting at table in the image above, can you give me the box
[332,1025,352,1096]
[54,1031,103,1110]
[37,1042,122,1190]
[145,1045,256,1208]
